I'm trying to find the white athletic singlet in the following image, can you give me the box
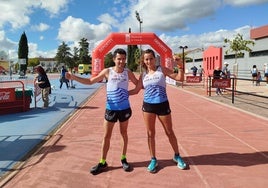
[106,67,130,110]
[142,66,168,104]
[252,68,257,74]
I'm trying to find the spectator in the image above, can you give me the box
[213,67,223,95]
[251,65,258,86]
[60,66,69,89]
[222,62,230,78]
[197,65,204,81]
[191,65,198,76]
[256,71,262,86]
[264,63,268,86]
[34,66,51,109]
[70,69,76,88]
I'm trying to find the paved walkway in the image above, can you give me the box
[1,81,268,188]
[0,75,103,180]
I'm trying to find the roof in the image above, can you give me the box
[250,24,268,39]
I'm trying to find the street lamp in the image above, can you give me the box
[8,50,12,80]
[135,10,143,33]
[179,46,188,72]
[135,10,143,72]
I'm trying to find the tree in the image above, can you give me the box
[73,47,79,68]
[55,42,72,68]
[104,52,114,68]
[224,33,255,77]
[28,58,40,68]
[18,31,29,75]
[78,38,90,64]
[224,33,255,64]
[127,45,139,71]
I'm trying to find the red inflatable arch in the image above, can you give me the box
[91,32,173,77]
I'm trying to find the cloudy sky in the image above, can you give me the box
[0,0,268,60]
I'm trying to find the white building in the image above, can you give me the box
[185,25,268,78]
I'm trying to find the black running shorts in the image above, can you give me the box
[142,100,171,115]
[105,108,132,122]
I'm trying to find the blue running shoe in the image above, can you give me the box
[147,158,158,173]
[173,155,187,170]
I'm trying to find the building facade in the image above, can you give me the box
[185,24,268,78]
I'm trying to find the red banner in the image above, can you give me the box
[212,79,231,88]
[0,88,16,103]
[186,76,201,83]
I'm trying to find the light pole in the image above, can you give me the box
[135,10,143,72]
[179,46,188,72]
[135,10,142,33]
[8,50,12,80]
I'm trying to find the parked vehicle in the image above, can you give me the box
[78,64,91,75]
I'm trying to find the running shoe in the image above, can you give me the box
[121,158,131,171]
[90,162,108,175]
[147,158,158,173]
[173,155,187,170]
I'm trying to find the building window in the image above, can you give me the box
[249,50,268,57]
[224,53,244,59]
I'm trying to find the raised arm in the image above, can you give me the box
[129,73,143,95]
[65,68,108,85]
[127,69,138,85]
[162,66,184,82]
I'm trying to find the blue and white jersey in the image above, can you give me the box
[142,66,168,104]
[106,67,130,110]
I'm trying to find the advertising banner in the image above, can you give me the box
[212,79,231,88]
[0,88,15,103]
[186,76,201,83]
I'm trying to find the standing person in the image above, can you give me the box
[264,63,268,86]
[256,71,262,86]
[70,69,76,88]
[60,66,69,89]
[197,65,204,81]
[251,65,258,86]
[191,65,198,76]
[221,62,230,93]
[65,48,138,175]
[34,66,51,109]
[222,62,230,78]
[213,67,223,95]
[129,49,187,173]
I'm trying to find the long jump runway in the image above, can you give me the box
[2,84,268,188]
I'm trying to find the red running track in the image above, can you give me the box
[2,84,268,188]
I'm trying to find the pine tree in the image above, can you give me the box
[18,31,29,75]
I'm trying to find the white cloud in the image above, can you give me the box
[0,0,69,29]
[159,25,252,54]
[40,0,69,16]
[28,42,56,58]
[0,0,266,59]
[98,13,118,26]
[0,30,16,51]
[0,1,31,29]
[224,0,268,6]
[120,0,221,33]
[57,16,112,50]
[31,23,50,32]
